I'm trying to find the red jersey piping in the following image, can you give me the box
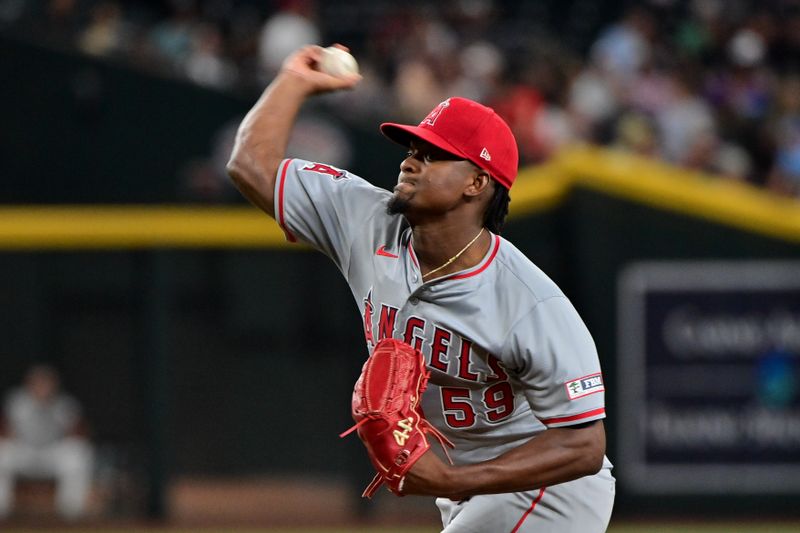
[450,234,500,280]
[408,233,500,281]
[542,407,606,426]
[277,158,297,243]
[408,239,419,267]
[510,487,546,533]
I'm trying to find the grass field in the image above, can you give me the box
[5,525,800,533]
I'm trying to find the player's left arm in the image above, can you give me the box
[404,295,608,498]
[401,420,604,499]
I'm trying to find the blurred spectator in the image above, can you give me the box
[147,0,198,74]
[704,28,774,133]
[223,3,262,89]
[656,70,715,165]
[453,40,504,102]
[1,0,799,193]
[767,76,800,196]
[674,0,722,59]
[185,23,237,89]
[394,58,447,121]
[391,11,459,120]
[612,111,659,158]
[769,141,800,196]
[626,59,676,116]
[590,6,655,82]
[531,104,575,160]
[492,82,544,162]
[258,0,320,77]
[78,1,128,57]
[0,365,94,521]
[568,66,620,141]
[715,141,753,180]
[493,68,577,164]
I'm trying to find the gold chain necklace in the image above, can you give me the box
[421,228,484,280]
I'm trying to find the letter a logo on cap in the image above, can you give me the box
[421,98,450,126]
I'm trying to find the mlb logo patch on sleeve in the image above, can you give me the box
[564,373,604,400]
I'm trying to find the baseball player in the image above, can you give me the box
[227,45,615,532]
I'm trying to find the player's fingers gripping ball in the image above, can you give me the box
[340,338,454,498]
[281,45,360,92]
[317,45,359,78]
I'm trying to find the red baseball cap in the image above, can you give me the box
[380,97,519,189]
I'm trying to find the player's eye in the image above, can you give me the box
[423,153,436,162]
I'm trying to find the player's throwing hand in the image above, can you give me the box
[280,45,361,94]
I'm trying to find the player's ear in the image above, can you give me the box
[464,168,492,198]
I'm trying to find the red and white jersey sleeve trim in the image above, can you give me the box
[276,158,297,243]
[541,407,605,427]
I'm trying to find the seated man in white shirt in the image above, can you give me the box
[0,365,94,520]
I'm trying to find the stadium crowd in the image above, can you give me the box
[2,0,800,195]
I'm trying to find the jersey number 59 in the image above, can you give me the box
[441,383,515,428]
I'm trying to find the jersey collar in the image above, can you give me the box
[405,230,501,284]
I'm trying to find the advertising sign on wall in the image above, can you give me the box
[617,261,800,493]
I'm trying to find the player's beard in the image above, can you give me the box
[386,194,410,215]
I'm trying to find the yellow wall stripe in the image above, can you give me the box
[0,165,568,249]
[0,206,299,249]
[558,145,800,243]
[508,160,571,217]
[0,145,798,249]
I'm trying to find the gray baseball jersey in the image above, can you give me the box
[274,158,614,531]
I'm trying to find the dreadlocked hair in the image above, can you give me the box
[483,182,510,235]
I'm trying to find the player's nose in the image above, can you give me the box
[400,153,420,174]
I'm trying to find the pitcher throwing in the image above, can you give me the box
[227,44,615,533]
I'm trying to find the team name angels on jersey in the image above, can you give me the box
[362,288,509,383]
[362,288,518,430]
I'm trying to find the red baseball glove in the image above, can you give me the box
[340,338,453,498]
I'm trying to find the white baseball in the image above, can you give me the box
[318,46,359,77]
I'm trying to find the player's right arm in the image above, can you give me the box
[226,46,360,217]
